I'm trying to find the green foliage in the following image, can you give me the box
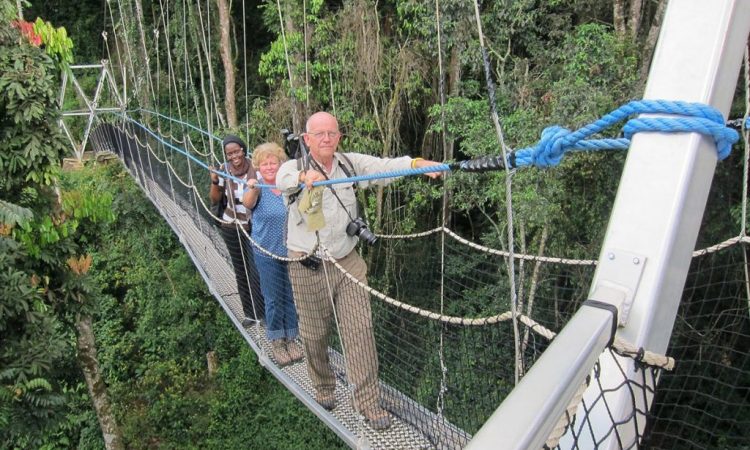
[0,198,33,228]
[0,27,68,197]
[0,236,68,449]
[33,18,74,68]
[0,2,19,23]
[71,163,345,448]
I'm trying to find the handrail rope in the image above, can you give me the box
[114,127,680,371]
[318,247,556,333]
[321,246,676,372]
[118,115,275,187]
[116,120,750,263]
[124,134,199,201]
[118,123,326,259]
[691,235,750,257]
[133,108,222,144]
[377,226,598,264]
[119,128,218,209]
[105,104,744,195]
[544,377,590,449]
[374,226,445,239]
[509,100,739,168]
[611,337,674,371]
[235,224,322,263]
[184,134,217,161]
[441,227,598,265]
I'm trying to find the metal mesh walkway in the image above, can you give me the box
[120,155,460,449]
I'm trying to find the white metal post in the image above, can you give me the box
[467,1,750,448]
[566,2,750,448]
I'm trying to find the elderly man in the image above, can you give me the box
[276,111,442,430]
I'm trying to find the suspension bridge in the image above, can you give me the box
[59,1,750,449]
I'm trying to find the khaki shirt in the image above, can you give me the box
[277,152,412,259]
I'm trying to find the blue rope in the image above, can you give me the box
[128,108,223,143]
[305,164,451,189]
[119,115,275,189]
[121,113,450,189]
[115,101,742,193]
[512,100,740,168]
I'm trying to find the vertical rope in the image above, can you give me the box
[243,0,250,140]
[134,0,157,105]
[319,248,366,439]
[195,0,223,129]
[434,0,448,418]
[238,226,260,326]
[328,58,337,116]
[275,0,300,131]
[742,43,750,316]
[303,0,310,110]
[471,0,521,384]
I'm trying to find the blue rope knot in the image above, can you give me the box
[512,100,740,168]
[532,125,574,168]
[623,116,738,160]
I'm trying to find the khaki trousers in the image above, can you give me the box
[288,249,380,411]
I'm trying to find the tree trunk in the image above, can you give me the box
[613,0,627,36]
[520,226,549,358]
[207,351,219,377]
[628,0,644,38]
[75,314,124,450]
[133,0,153,111]
[283,0,306,132]
[637,0,667,92]
[188,5,215,136]
[216,0,238,128]
[195,0,226,129]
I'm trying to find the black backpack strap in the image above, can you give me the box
[337,153,358,191]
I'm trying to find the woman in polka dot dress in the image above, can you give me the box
[243,143,302,366]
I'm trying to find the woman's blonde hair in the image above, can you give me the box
[252,142,288,167]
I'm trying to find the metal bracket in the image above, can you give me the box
[589,249,647,326]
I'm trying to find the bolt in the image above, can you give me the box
[607,253,615,260]
[633,257,640,265]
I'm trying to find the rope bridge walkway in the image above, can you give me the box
[83,97,750,448]
[60,0,750,446]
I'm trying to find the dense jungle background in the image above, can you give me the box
[1,0,748,448]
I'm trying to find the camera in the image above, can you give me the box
[281,128,303,160]
[346,217,378,245]
[299,254,321,271]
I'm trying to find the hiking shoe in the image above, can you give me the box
[315,391,336,411]
[271,340,292,366]
[285,339,304,362]
[361,406,391,431]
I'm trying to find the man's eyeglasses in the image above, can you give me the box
[307,131,341,140]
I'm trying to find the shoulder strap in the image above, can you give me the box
[337,153,358,190]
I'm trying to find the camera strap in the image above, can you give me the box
[307,156,358,222]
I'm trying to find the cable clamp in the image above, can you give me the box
[583,299,619,347]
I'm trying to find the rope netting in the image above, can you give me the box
[88,103,750,448]
[80,1,750,448]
